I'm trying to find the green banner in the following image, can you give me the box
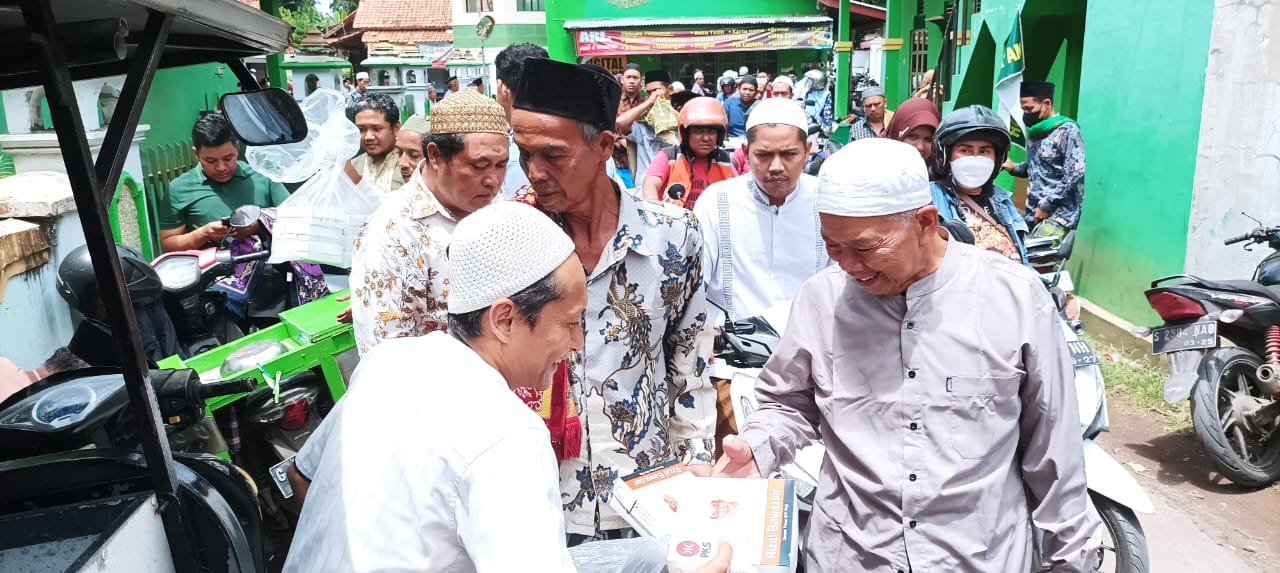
[994,10,1026,147]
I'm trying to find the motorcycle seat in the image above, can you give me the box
[1183,277,1280,304]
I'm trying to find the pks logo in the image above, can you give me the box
[676,541,699,557]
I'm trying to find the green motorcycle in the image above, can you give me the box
[158,289,356,566]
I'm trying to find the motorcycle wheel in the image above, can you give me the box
[1191,348,1280,487]
[1091,493,1149,573]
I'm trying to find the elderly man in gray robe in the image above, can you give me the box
[713,138,1102,572]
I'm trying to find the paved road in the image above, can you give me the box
[1099,398,1280,572]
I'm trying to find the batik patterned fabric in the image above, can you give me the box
[551,189,715,536]
[1013,118,1086,228]
[349,173,457,355]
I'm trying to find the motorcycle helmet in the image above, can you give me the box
[933,105,1011,183]
[56,243,163,319]
[717,75,736,90]
[804,69,827,91]
[678,97,728,148]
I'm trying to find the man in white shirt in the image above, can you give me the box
[286,202,732,572]
[693,98,832,448]
[286,202,583,572]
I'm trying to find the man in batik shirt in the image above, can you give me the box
[511,58,715,543]
[348,90,510,354]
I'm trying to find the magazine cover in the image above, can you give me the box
[608,460,698,538]
[609,462,799,573]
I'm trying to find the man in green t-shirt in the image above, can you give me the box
[158,114,291,253]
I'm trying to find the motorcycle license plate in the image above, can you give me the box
[270,455,296,499]
[1151,320,1218,355]
[1068,340,1099,367]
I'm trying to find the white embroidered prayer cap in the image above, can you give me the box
[816,138,931,217]
[447,202,575,314]
[745,97,808,134]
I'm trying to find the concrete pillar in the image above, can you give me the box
[1185,1,1280,278]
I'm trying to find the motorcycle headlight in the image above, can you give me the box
[0,375,124,431]
[154,255,201,290]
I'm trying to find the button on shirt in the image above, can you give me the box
[693,173,830,327]
[737,242,1101,572]
[284,334,575,573]
[558,189,715,535]
[349,169,458,355]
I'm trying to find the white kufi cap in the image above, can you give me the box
[355,71,369,81]
[771,76,794,89]
[816,138,931,217]
[447,202,575,314]
[746,97,808,134]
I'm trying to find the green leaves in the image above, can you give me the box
[0,149,14,180]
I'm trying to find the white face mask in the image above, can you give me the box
[950,155,995,189]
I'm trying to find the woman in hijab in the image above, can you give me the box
[884,97,942,165]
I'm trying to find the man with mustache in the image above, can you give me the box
[511,58,715,542]
[348,90,510,355]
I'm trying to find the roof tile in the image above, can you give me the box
[353,0,452,31]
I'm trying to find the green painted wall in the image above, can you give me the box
[139,63,241,147]
[882,0,1214,323]
[453,23,548,49]
[1069,0,1214,324]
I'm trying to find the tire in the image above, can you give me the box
[1190,348,1280,488]
[1091,493,1149,573]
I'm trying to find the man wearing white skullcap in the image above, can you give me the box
[716,138,1102,572]
[769,75,794,100]
[288,202,587,572]
[693,97,831,449]
[288,203,733,573]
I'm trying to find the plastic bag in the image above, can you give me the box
[568,537,668,573]
[247,89,359,183]
[248,89,382,268]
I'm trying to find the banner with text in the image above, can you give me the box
[576,24,833,57]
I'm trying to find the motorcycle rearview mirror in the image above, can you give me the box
[228,205,261,228]
[1244,211,1263,228]
[1057,231,1077,260]
[218,88,308,146]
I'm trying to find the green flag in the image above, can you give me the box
[994,11,1026,147]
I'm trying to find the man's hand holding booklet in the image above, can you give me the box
[609,459,800,572]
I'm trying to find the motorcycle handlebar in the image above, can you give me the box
[1224,232,1254,246]
[196,377,257,399]
[214,249,271,265]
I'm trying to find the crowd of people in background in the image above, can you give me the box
[275,47,1091,572]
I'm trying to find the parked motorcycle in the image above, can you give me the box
[0,368,263,571]
[1140,216,1280,487]
[158,290,356,568]
[151,205,291,357]
[718,234,1152,572]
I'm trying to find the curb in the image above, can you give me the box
[1077,297,1166,372]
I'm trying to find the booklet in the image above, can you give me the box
[609,461,799,573]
